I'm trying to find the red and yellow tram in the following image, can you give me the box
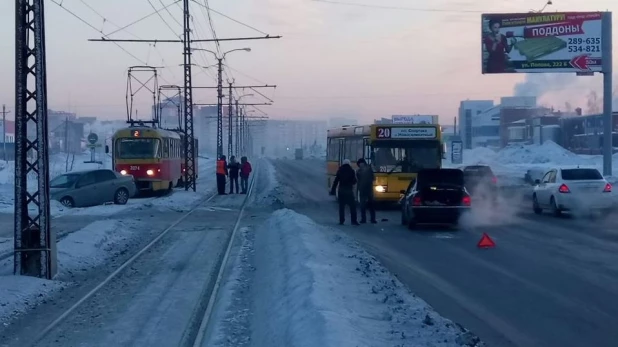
[109,126,197,192]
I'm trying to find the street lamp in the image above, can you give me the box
[190,47,251,158]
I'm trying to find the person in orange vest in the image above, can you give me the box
[216,155,228,195]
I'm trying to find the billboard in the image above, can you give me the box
[481,12,605,73]
[392,115,438,124]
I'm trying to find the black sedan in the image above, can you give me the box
[400,168,472,229]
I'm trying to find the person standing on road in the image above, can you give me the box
[330,159,359,226]
[228,156,240,194]
[240,156,252,194]
[216,155,228,195]
[356,158,377,224]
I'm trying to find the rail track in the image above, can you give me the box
[23,170,257,347]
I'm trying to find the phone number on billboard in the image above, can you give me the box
[567,37,601,53]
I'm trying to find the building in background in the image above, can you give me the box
[458,100,494,149]
[264,119,327,157]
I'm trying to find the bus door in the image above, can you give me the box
[338,139,345,165]
[363,138,371,164]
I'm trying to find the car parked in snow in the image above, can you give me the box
[532,166,613,216]
[400,168,472,229]
[50,169,137,208]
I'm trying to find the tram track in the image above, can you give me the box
[20,169,257,347]
[0,192,194,263]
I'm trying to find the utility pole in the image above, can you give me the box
[235,100,240,157]
[216,58,224,158]
[182,0,196,191]
[15,0,55,279]
[228,81,233,158]
[64,116,69,172]
[2,105,10,162]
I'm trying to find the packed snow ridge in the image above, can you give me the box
[207,209,483,347]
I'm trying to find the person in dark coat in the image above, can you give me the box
[216,155,228,195]
[356,158,377,224]
[228,155,240,194]
[330,159,359,225]
[240,156,252,194]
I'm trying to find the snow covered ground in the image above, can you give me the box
[444,141,618,186]
[206,209,483,347]
[0,155,217,325]
[0,152,216,216]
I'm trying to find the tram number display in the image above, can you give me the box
[376,127,391,138]
[130,166,140,171]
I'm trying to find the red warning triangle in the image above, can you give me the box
[477,233,495,249]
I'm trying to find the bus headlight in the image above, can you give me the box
[120,170,127,175]
[375,185,386,193]
[146,169,154,176]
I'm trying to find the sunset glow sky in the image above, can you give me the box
[0,0,617,124]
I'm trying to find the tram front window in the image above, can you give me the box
[371,140,441,173]
[116,138,162,159]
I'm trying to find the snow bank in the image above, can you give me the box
[251,159,282,206]
[208,209,482,347]
[0,275,66,324]
[57,219,140,275]
[495,141,592,166]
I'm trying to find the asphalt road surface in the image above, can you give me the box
[272,158,618,347]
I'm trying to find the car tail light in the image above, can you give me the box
[491,176,497,184]
[412,196,422,206]
[604,183,612,192]
[462,195,471,206]
[558,184,570,193]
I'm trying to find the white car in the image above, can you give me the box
[532,166,613,216]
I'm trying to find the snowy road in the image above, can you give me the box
[272,158,618,347]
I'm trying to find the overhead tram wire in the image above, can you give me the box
[77,0,178,81]
[310,0,484,13]
[190,0,269,36]
[146,0,182,39]
[50,2,179,86]
[105,0,183,37]
[158,0,183,27]
[50,0,148,65]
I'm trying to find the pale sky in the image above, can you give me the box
[0,0,617,124]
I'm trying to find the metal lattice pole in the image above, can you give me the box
[228,82,233,158]
[235,100,240,157]
[182,0,196,191]
[216,58,223,158]
[14,0,55,279]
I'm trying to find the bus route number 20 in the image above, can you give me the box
[377,127,391,138]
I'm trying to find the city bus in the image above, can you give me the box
[326,123,445,203]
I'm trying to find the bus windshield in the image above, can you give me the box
[371,140,441,173]
[115,138,161,159]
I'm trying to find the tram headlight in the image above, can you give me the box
[375,185,386,193]
[120,170,127,175]
[146,169,154,176]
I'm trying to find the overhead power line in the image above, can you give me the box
[190,0,269,36]
[311,0,483,13]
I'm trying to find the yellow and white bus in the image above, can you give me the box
[326,123,445,203]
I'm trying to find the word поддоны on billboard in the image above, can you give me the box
[391,127,436,139]
[481,12,604,74]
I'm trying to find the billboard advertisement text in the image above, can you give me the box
[481,12,606,73]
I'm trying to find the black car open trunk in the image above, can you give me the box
[416,169,465,206]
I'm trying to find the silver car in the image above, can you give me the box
[50,169,137,208]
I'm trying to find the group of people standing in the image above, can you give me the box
[329,158,377,225]
[216,155,253,195]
